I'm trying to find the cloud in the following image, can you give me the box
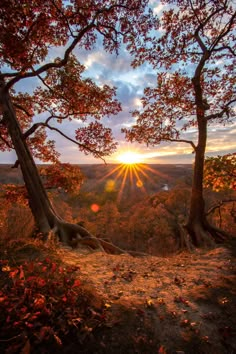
[2,23,235,166]
[153,3,165,15]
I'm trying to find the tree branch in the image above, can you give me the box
[36,71,77,111]
[46,124,106,161]
[5,22,96,90]
[23,121,106,162]
[210,10,236,52]
[13,103,32,117]
[4,3,137,90]
[206,98,236,120]
[192,3,225,53]
[23,122,44,139]
[168,138,196,151]
[206,199,236,216]
[50,0,74,37]
[212,45,236,56]
[0,133,13,149]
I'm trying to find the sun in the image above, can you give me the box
[117,151,142,165]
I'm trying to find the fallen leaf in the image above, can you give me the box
[146,299,154,307]
[72,279,81,288]
[34,294,46,309]
[2,265,11,272]
[54,334,62,345]
[104,303,111,309]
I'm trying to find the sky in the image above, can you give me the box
[1,1,235,166]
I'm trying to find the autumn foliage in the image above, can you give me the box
[0,0,158,240]
[0,255,105,353]
[204,153,236,192]
[123,0,236,246]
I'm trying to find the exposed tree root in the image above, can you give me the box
[206,223,233,243]
[178,223,195,251]
[185,220,215,248]
[185,217,234,248]
[51,219,147,256]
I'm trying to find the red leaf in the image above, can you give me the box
[51,263,57,272]
[72,279,81,288]
[19,265,24,280]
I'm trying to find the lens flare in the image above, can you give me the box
[91,204,100,212]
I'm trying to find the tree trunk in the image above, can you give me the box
[0,83,134,254]
[1,83,56,233]
[185,118,214,247]
[185,109,227,246]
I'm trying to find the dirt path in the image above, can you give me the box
[58,245,236,354]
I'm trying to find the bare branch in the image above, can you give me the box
[210,10,236,51]
[206,199,236,216]
[0,133,13,149]
[47,124,105,160]
[23,121,106,162]
[212,45,236,56]
[5,22,95,90]
[0,71,20,78]
[13,103,32,117]
[5,3,137,90]
[168,138,196,151]
[206,98,236,120]
[23,122,44,139]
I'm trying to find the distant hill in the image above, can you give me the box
[0,163,193,196]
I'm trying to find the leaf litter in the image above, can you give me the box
[0,242,235,353]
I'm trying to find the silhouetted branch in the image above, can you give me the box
[206,199,236,216]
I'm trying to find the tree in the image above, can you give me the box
[204,153,236,192]
[126,197,178,255]
[204,153,236,234]
[0,0,155,251]
[94,201,121,240]
[123,0,236,247]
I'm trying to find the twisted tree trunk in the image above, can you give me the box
[0,81,126,254]
[185,71,228,247]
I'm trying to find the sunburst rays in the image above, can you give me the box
[97,162,170,204]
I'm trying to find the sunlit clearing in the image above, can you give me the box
[117,151,142,165]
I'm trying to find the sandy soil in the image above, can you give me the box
[57,244,236,354]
